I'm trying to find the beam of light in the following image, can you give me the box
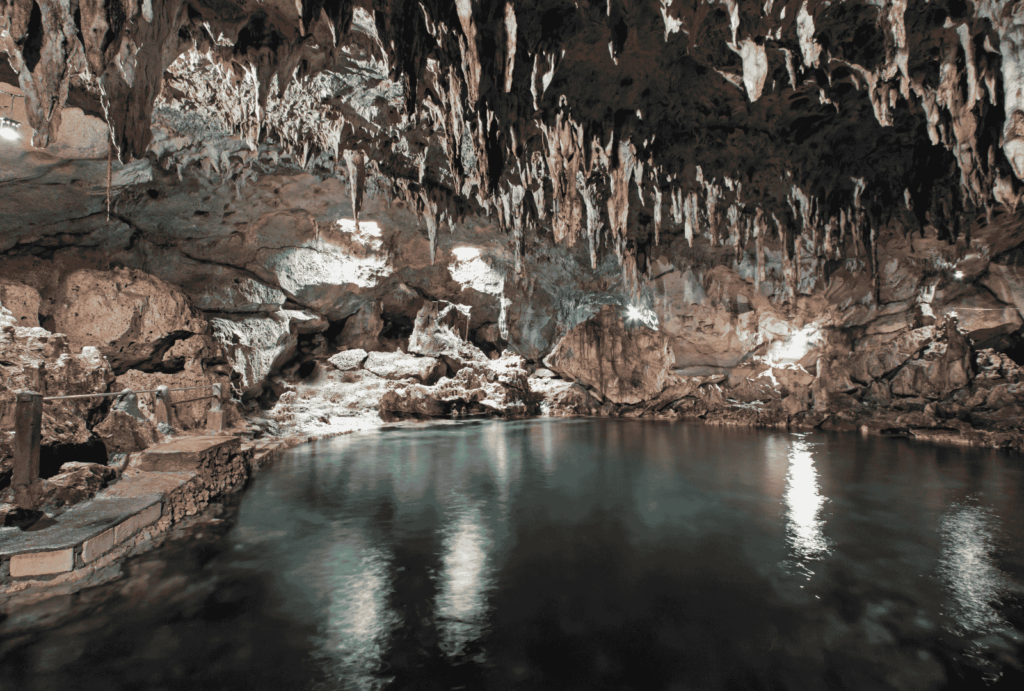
[784,436,830,573]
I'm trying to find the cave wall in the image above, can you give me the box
[3,1,1024,422]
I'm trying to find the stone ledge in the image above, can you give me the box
[133,436,240,472]
[0,428,365,601]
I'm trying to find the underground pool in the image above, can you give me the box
[2,419,1023,691]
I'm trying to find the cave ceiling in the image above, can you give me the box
[2,0,1024,289]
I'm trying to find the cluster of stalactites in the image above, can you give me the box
[407,0,1024,288]
[7,0,1024,288]
[1,0,356,160]
[655,0,1024,210]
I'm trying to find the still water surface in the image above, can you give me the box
[3,419,1024,690]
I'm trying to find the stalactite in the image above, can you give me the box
[8,0,1024,287]
[344,150,367,224]
[502,2,517,93]
[579,178,604,270]
[606,139,636,255]
[540,112,585,246]
[754,209,766,292]
[652,183,663,246]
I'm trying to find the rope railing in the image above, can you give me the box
[41,385,214,401]
[8,368,227,508]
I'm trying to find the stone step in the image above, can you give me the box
[134,435,240,472]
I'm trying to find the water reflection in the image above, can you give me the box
[784,436,830,569]
[938,500,1006,634]
[4,421,1023,691]
[436,504,494,658]
[319,530,399,689]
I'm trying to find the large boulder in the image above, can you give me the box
[543,304,673,404]
[93,391,159,455]
[336,302,384,351]
[210,312,297,397]
[51,268,207,373]
[890,318,973,399]
[363,351,446,384]
[327,349,369,371]
[0,281,41,327]
[408,300,473,357]
[380,351,538,420]
[845,326,936,385]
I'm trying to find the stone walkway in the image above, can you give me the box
[0,434,295,596]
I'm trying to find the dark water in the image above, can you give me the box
[3,420,1024,691]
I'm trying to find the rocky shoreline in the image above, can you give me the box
[4,245,1024,585]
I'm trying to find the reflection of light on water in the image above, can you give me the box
[784,437,829,568]
[938,501,1006,635]
[486,425,513,505]
[542,423,555,474]
[436,505,494,658]
[391,441,430,503]
[320,530,398,690]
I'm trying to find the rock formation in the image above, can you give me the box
[2,1,1024,460]
[544,304,673,404]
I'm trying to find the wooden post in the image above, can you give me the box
[206,383,224,433]
[154,385,171,429]
[12,391,43,507]
[24,363,42,393]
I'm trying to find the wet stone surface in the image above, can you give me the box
[1,420,1024,691]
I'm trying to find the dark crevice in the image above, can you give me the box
[22,2,44,73]
[39,436,108,479]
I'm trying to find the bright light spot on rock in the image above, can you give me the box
[769,325,820,364]
[337,218,382,238]
[448,246,503,296]
[623,303,660,330]
[452,246,481,261]
[954,270,964,280]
